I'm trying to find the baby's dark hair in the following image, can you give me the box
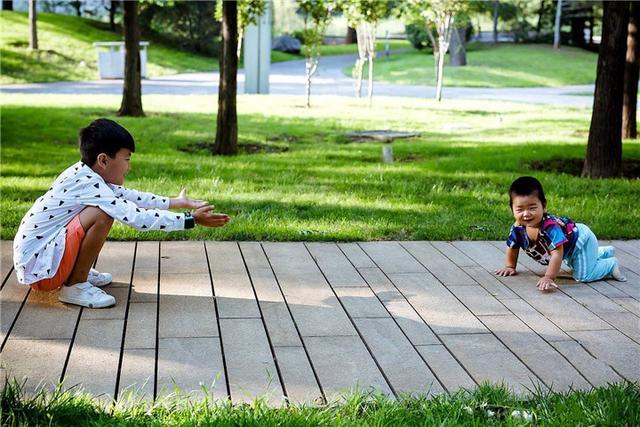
[79,118,135,166]
[509,176,546,207]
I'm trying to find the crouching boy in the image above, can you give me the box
[13,118,230,308]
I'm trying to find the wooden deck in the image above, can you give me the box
[1,240,639,404]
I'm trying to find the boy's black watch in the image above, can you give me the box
[184,212,195,229]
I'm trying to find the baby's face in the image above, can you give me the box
[100,148,132,185]
[511,194,545,227]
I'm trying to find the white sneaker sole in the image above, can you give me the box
[58,295,116,309]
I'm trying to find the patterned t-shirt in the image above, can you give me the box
[13,161,187,285]
[506,213,579,265]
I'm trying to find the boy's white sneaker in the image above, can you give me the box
[88,268,112,287]
[59,282,116,308]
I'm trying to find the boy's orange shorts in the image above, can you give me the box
[31,215,86,291]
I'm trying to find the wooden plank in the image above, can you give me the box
[606,269,640,300]
[1,338,70,394]
[431,241,477,267]
[597,311,640,343]
[401,242,476,286]
[262,243,355,337]
[1,240,13,286]
[550,340,622,387]
[334,287,389,318]
[219,318,284,404]
[304,335,393,398]
[440,333,540,394]
[206,242,260,319]
[481,315,590,391]
[156,242,224,399]
[94,242,135,288]
[451,241,503,271]
[569,329,640,381]
[273,346,322,403]
[0,273,30,346]
[307,243,368,287]
[357,268,403,302]
[612,240,640,259]
[461,266,519,299]
[382,300,439,345]
[355,318,444,395]
[63,319,123,399]
[389,273,487,335]
[448,285,511,316]
[499,298,570,342]
[337,243,376,268]
[415,345,476,392]
[359,242,426,274]
[239,242,301,347]
[118,348,155,399]
[9,288,79,340]
[156,337,227,399]
[562,285,628,314]
[612,297,640,316]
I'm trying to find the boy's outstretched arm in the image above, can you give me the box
[169,188,208,210]
[193,204,230,228]
[496,247,519,276]
[537,246,563,292]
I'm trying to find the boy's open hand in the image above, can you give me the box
[536,277,558,292]
[193,204,230,228]
[495,267,516,277]
[173,188,208,210]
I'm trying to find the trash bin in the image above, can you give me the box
[93,41,149,79]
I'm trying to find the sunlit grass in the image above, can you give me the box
[2,378,639,426]
[1,94,638,241]
[346,43,598,88]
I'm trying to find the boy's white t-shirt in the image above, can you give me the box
[13,161,187,285]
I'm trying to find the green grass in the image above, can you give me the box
[2,379,639,426]
[0,11,410,84]
[1,94,639,241]
[348,43,599,88]
[0,11,221,84]
[272,39,411,62]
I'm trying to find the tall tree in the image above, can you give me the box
[2,1,13,11]
[343,0,393,106]
[28,0,37,50]
[118,0,144,117]
[298,0,334,108]
[622,1,640,139]
[212,0,239,155]
[553,0,563,48]
[492,0,499,44]
[582,1,629,178]
[108,0,118,32]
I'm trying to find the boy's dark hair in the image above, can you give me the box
[79,118,135,166]
[509,176,546,207]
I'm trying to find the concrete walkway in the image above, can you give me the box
[0,53,595,107]
[1,240,638,404]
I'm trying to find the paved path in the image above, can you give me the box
[1,240,638,404]
[0,53,594,107]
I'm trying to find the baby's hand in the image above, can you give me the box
[495,267,516,277]
[536,277,558,292]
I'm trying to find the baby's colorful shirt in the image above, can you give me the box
[506,213,578,265]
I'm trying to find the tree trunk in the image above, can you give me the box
[212,0,238,155]
[435,48,446,101]
[367,52,374,107]
[492,1,499,44]
[2,1,12,11]
[570,17,586,47]
[109,0,117,32]
[582,1,629,178]
[536,0,546,36]
[553,0,563,49]
[118,0,144,117]
[449,26,466,66]
[305,58,317,108]
[28,0,37,50]
[346,26,357,44]
[622,1,640,139]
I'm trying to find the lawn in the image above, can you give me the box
[348,43,599,88]
[1,94,638,242]
[0,11,409,84]
[2,379,639,426]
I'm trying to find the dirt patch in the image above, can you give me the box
[524,158,640,179]
[178,141,288,155]
[266,133,299,143]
